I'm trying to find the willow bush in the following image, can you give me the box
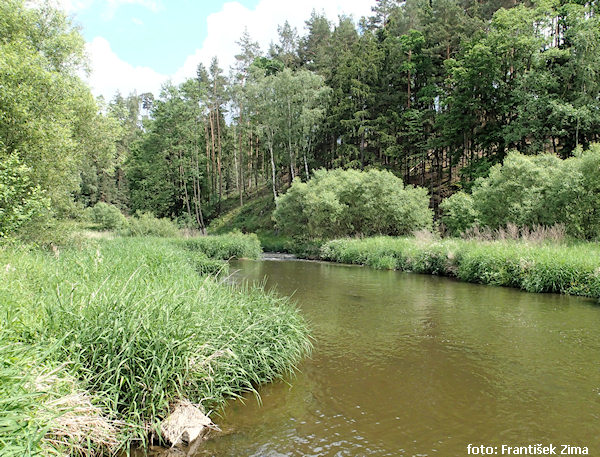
[441,144,600,239]
[273,169,433,239]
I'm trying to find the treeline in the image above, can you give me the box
[119,0,600,224]
[1,0,600,239]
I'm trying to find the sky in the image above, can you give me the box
[51,0,377,100]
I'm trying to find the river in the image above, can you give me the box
[199,258,600,456]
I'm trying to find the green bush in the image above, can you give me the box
[440,192,479,236]
[440,144,600,239]
[119,212,180,237]
[273,169,433,239]
[0,152,50,238]
[88,202,127,231]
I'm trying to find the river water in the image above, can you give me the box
[199,259,600,457]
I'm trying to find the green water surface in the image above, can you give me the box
[201,259,600,456]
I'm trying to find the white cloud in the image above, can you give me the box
[48,0,161,14]
[132,17,144,25]
[84,37,167,99]
[173,0,376,83]
[85,0,376,99]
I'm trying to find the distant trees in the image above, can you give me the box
[245,67,330,199]
[127,82,209,231]
[274,169,433,238]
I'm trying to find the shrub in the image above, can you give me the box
[440,144,600,239]
[440,192,478,236]
[119,212,180,237]
[88,202,127,231]
[565,144,600,239]
[0,152,50,238]
[273,169,433,239]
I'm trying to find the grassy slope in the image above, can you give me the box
[208,192,275,235]
[0,235,311,455]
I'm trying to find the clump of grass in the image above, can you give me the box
[0,237,310,452]
[181,232,262,260]
[0,336,46,457]
[320,236,600,300]
[187,253,229,276]
[462,223,567,244]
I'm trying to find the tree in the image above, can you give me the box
[246,67,330,198]
[0,0,98,214]
[269,21,300,68]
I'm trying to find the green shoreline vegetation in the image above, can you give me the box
[0,235,311,455]
[319,235,600,300]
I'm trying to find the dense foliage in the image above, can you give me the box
[441,144,600,238]
[0,153,49,237]
[0,0,121,221]
[273,169,433,238]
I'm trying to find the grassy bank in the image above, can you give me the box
[319,237,600,299]
[0,234,310,455]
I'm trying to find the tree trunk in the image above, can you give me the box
[269,142,277,200]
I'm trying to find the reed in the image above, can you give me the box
[0,236,310,454]
[320,236,600,300]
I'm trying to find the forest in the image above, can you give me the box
[3,0,600,239]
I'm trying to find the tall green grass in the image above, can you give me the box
[181,232,262,260]
[320,237,600,300]
[0,236,310,453]
[0,336,45,457]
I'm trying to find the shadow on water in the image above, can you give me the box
[173,259,600,456]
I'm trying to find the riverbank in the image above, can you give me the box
[0,234,311,455]
[319,237,600,300]
[257,233,600,300]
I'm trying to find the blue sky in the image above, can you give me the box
[72,0,260,75]
[56,0,376,99]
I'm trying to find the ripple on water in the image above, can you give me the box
[199,260,600,456]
